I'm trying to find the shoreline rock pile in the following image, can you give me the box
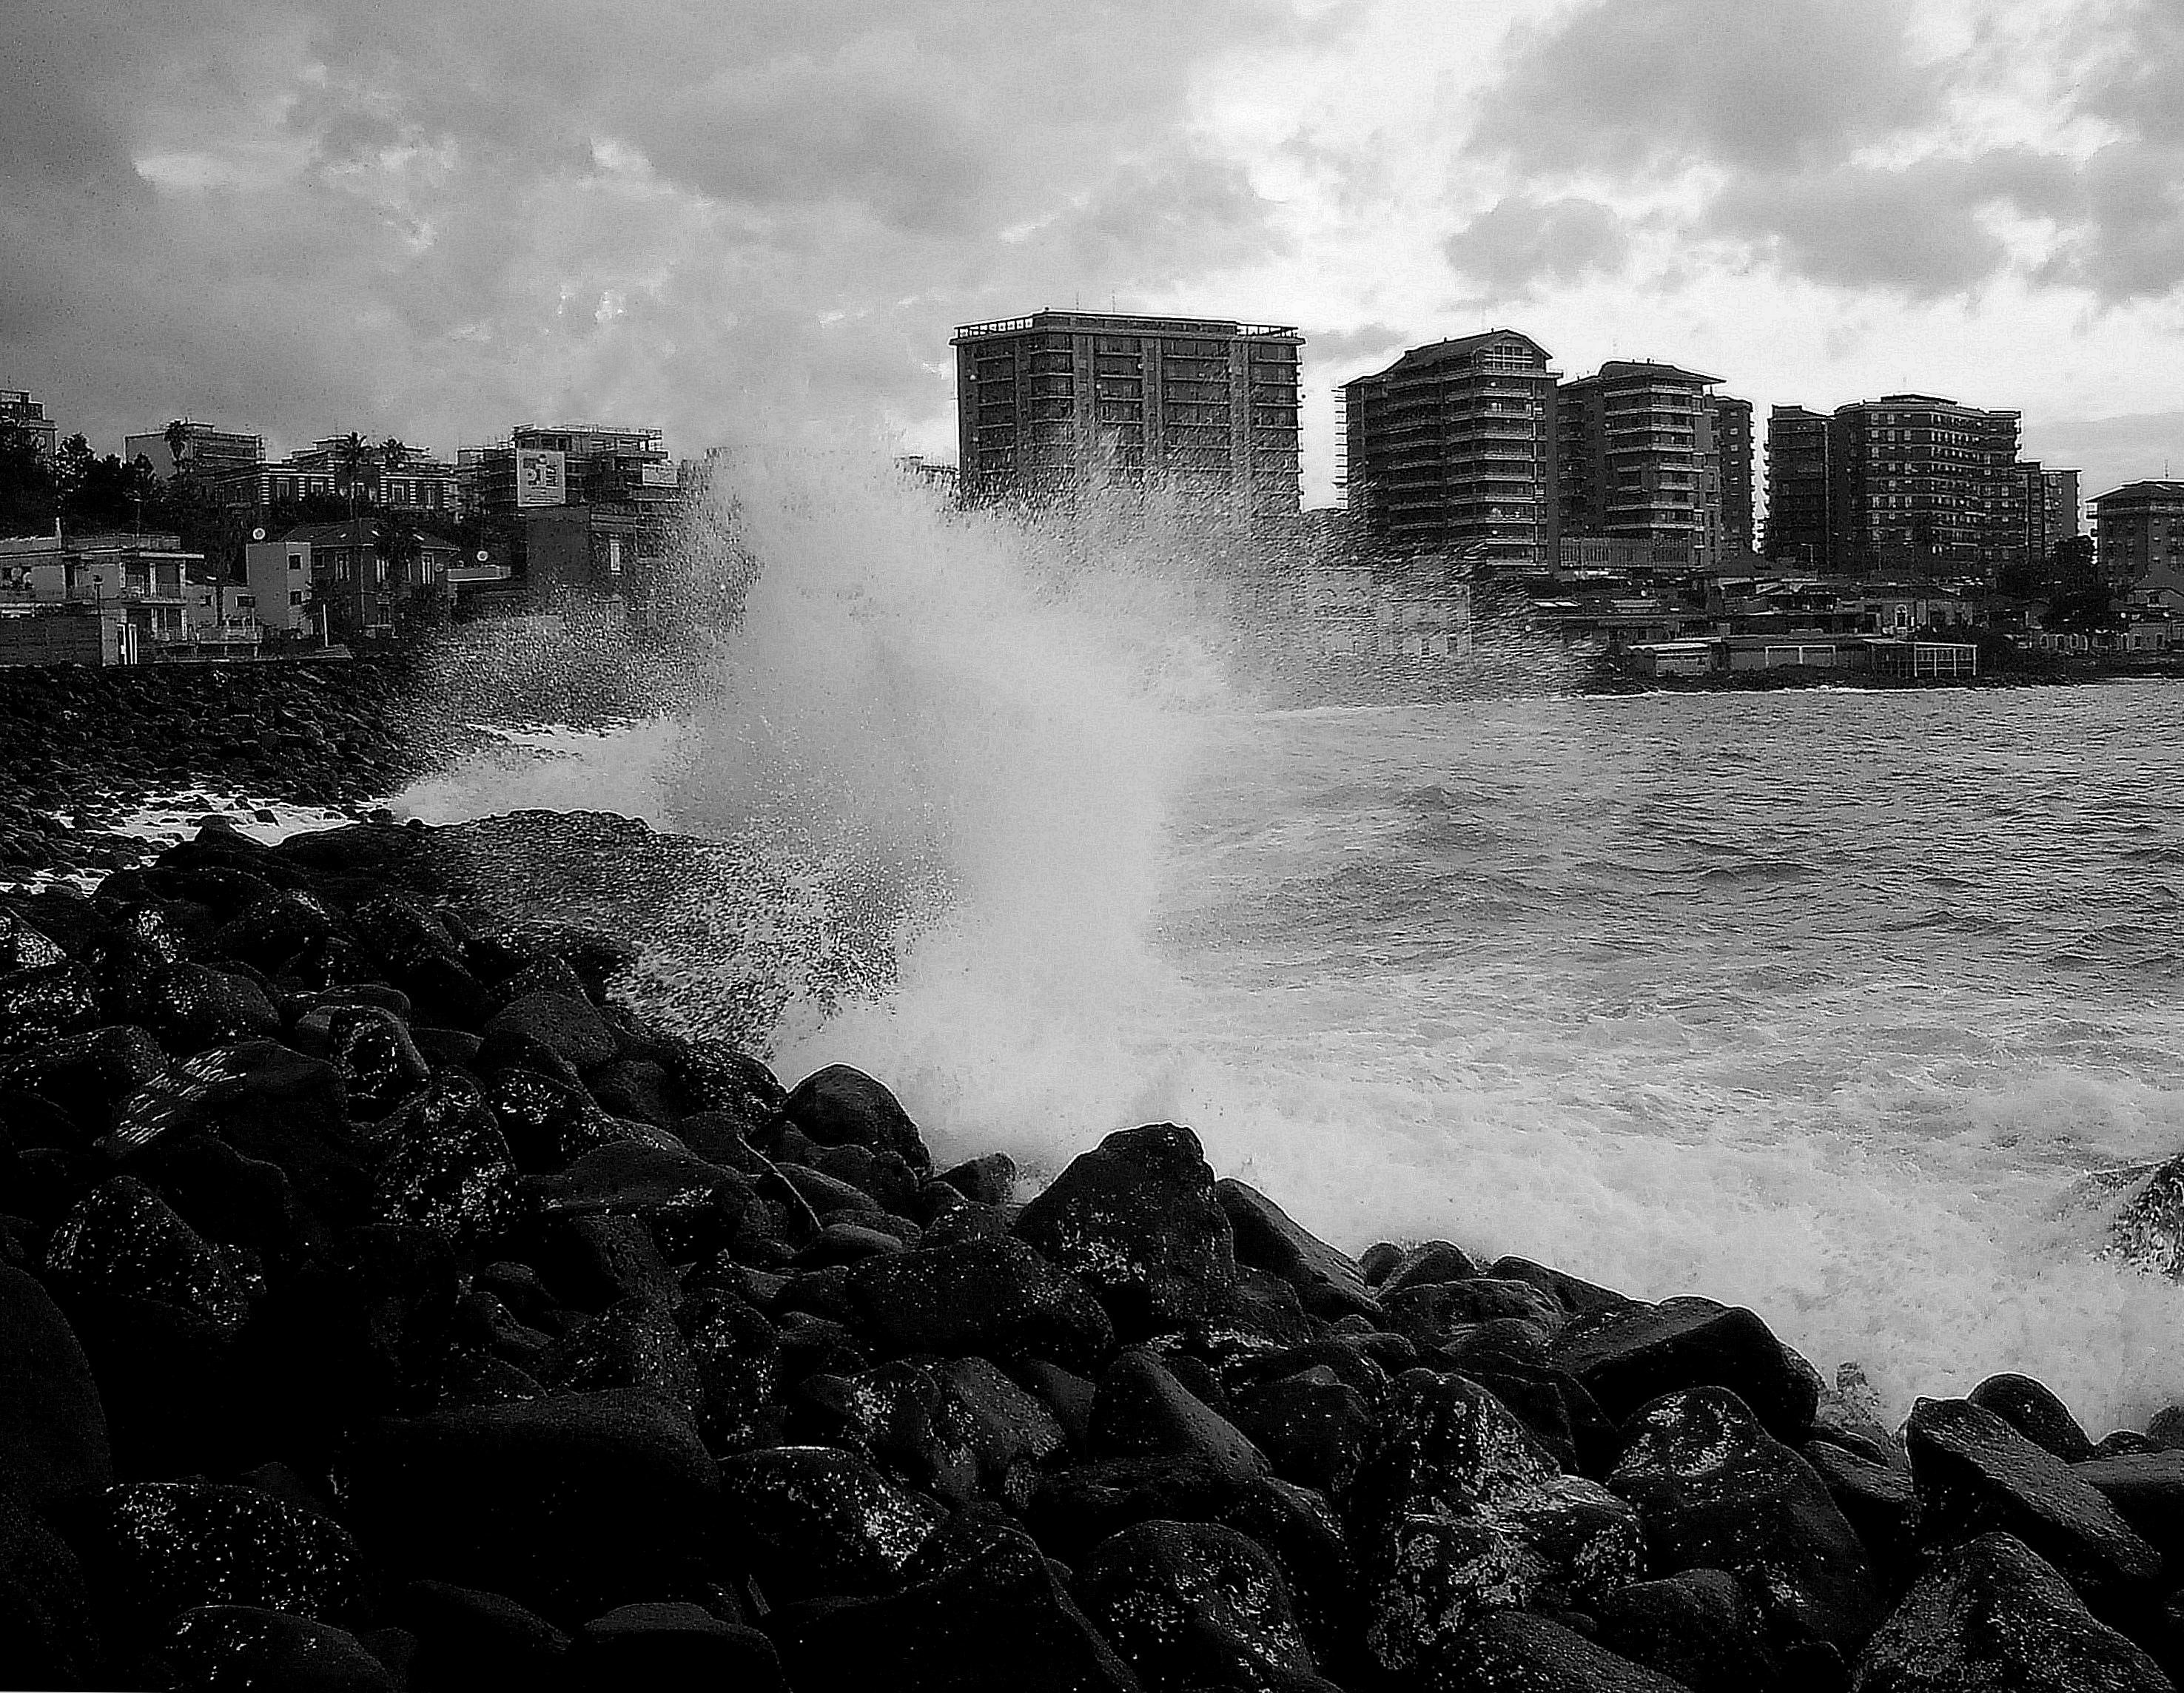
[2,816,2183,1690]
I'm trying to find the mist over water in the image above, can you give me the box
[400,455,2184,1431]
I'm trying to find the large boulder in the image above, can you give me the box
[2073,1449,2184,1572]
[1592,1568,1785,1693]
[0,1263,110,1508]
[1852,1531,2171,1692]
[0,1486,98,1689]
[1904,1396,2162,1619]
[389,1579,571,1691]
[1553,1297,1819,1444]
[158,1605,397,1693]
[780,1064,931,1171]
[841,1235,1113,1373]
[1015,1123,1236,1337]
[1607,1387,1884,1655]
[1089,1348,1269,1485]
[43,1175,249,1333]
[0,1026,167,1139]
[1450,1611,1699,1691]
[343,1390,719,1620]
[716,1444,944,1602]
[482,992,617,1074]
[1967,1373,2096,1463]
[1215,1179,1380,1322]
[570,1601,784,1692]
[528,1140,756,1262]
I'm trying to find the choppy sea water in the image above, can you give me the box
[398,680,2184,1433]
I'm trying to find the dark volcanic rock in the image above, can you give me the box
[161,1604,397,1693]
[680,1290,783,1451]
[391,1579,572,1692]
[1232,1364,1375,1496]
[1805,1438,1921,1589]
[369,1086,524,1253]
[1904,1396,2163,1618]
[539,1298,699,1413]
[44,1174,250,1332]
[2072,1449,2184,1571]
[0,963,101,1053]
[531,1140,755,1261]
[0,1026,167,1138]
[1090,1347,1269,1484]
[297,1004,431,1120]
[1607,1386,1884,1655]
[842,1233,1114,1373]
[1454,1610,1698,1691]
[81,1480,367,1641]
[1967,1371,2097,1463]
[1216,1177,1380,1322]
[938,1151,1016,1207]
[716,1444,944,1601]
[483,991,617,1074]
[1015,1123,1237,1337]
[1593,1567,1784,1693]
[1552,1296,1820,1444]
[780,1063,931,1171]
[0,1261,111,1508]
[1080,1518,1331,1693]
[571,1601,784,1692]
[345,1389,719,1620]
[0,1485,98,1689]
[1852,1531,2171,1692]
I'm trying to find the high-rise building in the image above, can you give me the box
[1710,396,1755,558]
[1764,405,1833,569]
[1557,360,1721,570]
[954,311,1302,522]
[124,420,263,480]
[1340,329,1559,566]
[2043,467,2081,549]
[0,391,57,462]
[459,424,679,525]
[2091,481,2184,590]
[1828,394,2020,579]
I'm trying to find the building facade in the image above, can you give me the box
[1340,329,1559,566]
[125,421,264,481]
[1710,395,1755,558]
[2091,481,2184,591]
[1763,405,1833,568]
[954,312,1302,522]
[0,531,206,647]
[1827,394,2021,579]
[460,424,679,526]
[1,391,57,461]
[202,437,458,515]
[1557,360,1721,570]
[279,519,460,639]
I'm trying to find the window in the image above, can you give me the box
[289,590,303,606]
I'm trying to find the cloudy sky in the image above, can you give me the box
[7,0,2184,514]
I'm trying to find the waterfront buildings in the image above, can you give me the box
[1,391,57,462]
[1710,396,1755,558]
[125,420,263,482]
[1340,329,1558,566]
[1557,360,1724,571]
[277,519,460,639]
[459,424,679,526]
[1763,406,1832,570]
[953,311,1303,523]
[204,437,459,516]
[0,530,206,647]
[2091,480,2184,593]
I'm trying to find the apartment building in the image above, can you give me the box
[2092,481,2184,592]
[1340,329,1559,566]
[1829,395,2022,579]
[1,391,58,461]
[460,424,679,525]
[1710,396,1755,558]
[1557,360,1721,570]
[124,420,264,481]
[1763,406,1834,569]
[954,311,1302,522]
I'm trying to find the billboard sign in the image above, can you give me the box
[636,460,679,488]
[515,448,566,508]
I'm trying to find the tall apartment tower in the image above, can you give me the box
[1556,360,1721,569]
[1764,406,1835,570]
[952,311,1302,522]
[1829,394,2020,579]
[2091,481,2184,590]
[1710,395,1755,558]
[1340,329,1559,565]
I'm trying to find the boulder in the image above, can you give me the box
[0,1026,167,1139]
[44,1175,249,1333]
[1081,1518,1331,1693]
[1552,1296,1820,1444]
[295,1004,430,1120]
[1805,1438,1921,1589]
[780,1064,931,1171]
[0,1484,98,1689]
[1089,1348,1269,1485]
[938,1151,1016,1207]
[1015,1123,1236,1337]
[482,992,617,1074]
[391,1579,571,1692]
[842,1234,1113,1374]
[539,1299,699,1413]
[344,1390,719,1620]
[1377,1240,1479,1296]
[1852,1531,2171,1692]
[1904,1396,2162,1618]
[1592,1568,1785,1693]
[679,1288,784,1451]
[0,1263,110,1508]
[529,1140,756,1262]
[716,1444,944,1601]
[369,1088,524,1253]
[1215,1179,1380,1322]
[537,1213,679,1312]
[0,963,101,1054]
[160,1605,396,1693]
[570,1601,784,1692]
[1967,1372,2096,1463]
[1607,1387,1884,1654]
[1452,1610,1699,1692]
[2073,1449,2184,1572]
[1232,1364,1375,1496]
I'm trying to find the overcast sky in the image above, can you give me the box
[7,0,2184,513]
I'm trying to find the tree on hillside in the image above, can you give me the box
[337,431,370,518]
[164,419,188,472]
[0,425,57,535]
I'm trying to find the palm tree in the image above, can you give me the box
[163,419,188,474]
[337,431,369,520]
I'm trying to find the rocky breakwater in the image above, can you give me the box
[0,658,459,876]
[3,818,2184,1689]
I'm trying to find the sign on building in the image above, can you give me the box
[515,448,566,508]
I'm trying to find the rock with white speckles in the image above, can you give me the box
[44,1174,250,1333]
[716,1444,944,1602]
[1080,1518,1335,1693]
[158,1603,397,1693]
[1450,1611,1699,1692]
[1553,1296,1820,1447]
[1852,1532,2171,1692]
[1609,1387,1884,1656]
[1015,1123,1236,1339]
[779,1063,931,1172]
[842,1233,1114,1374]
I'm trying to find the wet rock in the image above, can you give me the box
[1968,1372,2096,1463]
[161,1604,397,1692]
[346,1389,719,1620]
[81,1480,367,1641]
[1805,1438,1921,1589]
[482,992,616,1074]
[938,1151,1017,1207]
[1216,1177,1381,1322]
[1553,1296,1821,1444]
[391,1579,571,1692]
[1853,1531,2171,1692]
[1081,1518,1331,1692]
[780,1063,931,1171]
[802,1354,1064,1508]
[1092,1347,1270,1484]
[0,963,100,1053]
[132,1129,322,1268]
[0,1026,167,1139]
[770,1515,1138,1692]
[1377,1240,1479,1297]
[807,1140,921,1214]
[1443,1327,1621,1478]
[1232,1365,1375,1495]
[1593,1568,1785,1693]
[571,1601,784,1692]
[115,963,280,1057]
[1905,1396,2162,1618]
[0,1262,110,1508]
[369,1087,523,1253]
[1488,1255,1635,1318]
[680,1288,783,1451]
[539,1298,699,1412]
[1386,1276,1565,1347]
[716,1444,944,1601]
[0,909,67,973]
[0,1486,98,1689]
[2108,1153,2184,1279]
[1015,1123,1236,1337]
[295,1005,431,1120]
[44,1175,249,1332]
[55,1290,252,1480]
[2072,1449,2184,1571]
[208,890,342,976]
[1454,1610,1697,1692]
[537,1213,679,1311]
[842,1234,1114,1373]
[1608,1387,1883,1655]
[530,1140,755,1261]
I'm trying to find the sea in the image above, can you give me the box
[379,458,2184,1435]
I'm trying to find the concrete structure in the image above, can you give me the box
[1710,396,1755,557]
[0,531,205,648]
[459,424,678,526]
[243,535,320,636]
[279,519,460,639]
[1764,405,1832,568]
[2091,480,2184,592]
[209,437,459,516]
[1624,633,1978,678]
[0,606,137,667]
[0,391,57,462]
[955,312,1302,522]
[1340,329,1558,566]
[1558,360,1721,569]
[1829,395,2022,579]
[126,421,264,481]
